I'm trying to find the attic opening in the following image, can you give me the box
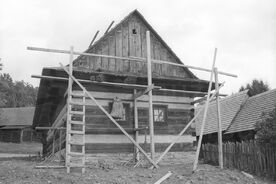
[132,29,137,34]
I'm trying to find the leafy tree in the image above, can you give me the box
[239,79,270,97]
[255,106,276,145]
[0,73,38,107]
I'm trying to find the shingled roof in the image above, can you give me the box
[225,88,276,134]
[0,107,35,127]
[195,90,249,136]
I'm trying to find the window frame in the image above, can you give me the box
[153,104,168,125]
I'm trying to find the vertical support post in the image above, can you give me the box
[59,129,62,163]
[133,89,139,162]
[20,129,24,142]
[82,90,86,174]
[66,46,73,173]
[193,48,217,171]
[146,31,155,159]
[52,129,55,156]
[214,67,223,169]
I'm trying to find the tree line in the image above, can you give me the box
[0,73,38,107]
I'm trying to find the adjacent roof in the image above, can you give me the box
[226,88,276,134]
[0,107,35,127]
[195,90,249,136]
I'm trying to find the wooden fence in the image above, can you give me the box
[201,141,276,180]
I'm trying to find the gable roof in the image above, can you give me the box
[195,90,249,136]
[74,9,197,79]
[0,107,35,127]
[225,88,276,134]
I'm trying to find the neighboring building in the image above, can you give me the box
[0,107,38,143]
[195,89,276,143]
[32,10,212,156]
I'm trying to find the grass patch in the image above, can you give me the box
[0,142,42,154]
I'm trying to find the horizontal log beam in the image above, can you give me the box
[36,127,66,130]
[159,88,227,96]
[38,127,148,132]
[32,75,227,96]
[27,46,237,77]
[32,75,162,90]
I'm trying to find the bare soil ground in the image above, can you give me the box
[0,142,274,184]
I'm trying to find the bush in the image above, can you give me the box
[255,106,276,145]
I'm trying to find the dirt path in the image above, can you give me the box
[0,152,273,184]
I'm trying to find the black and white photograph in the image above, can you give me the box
[0,0,275,183]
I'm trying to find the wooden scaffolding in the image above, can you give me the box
[29,31,237,173]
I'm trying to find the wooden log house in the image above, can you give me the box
[32,10,212,156]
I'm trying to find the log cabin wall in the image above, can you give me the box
[43,83,195,154]
[68,83,195,153]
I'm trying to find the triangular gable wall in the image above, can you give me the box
[73,10,196,79]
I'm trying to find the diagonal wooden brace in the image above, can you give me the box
[134,84,156,99]
[60,63,159,168]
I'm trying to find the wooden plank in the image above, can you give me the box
[115,26,123,72]
[27,46,238,77]
[146,31,155,159]
[101,40,109,70]
[35,166,66,169]
[140,22,147,75]
[154,171,172,184]
[66,46,74,173]
[94,46,102,70]
[129,17,136,57]
[154,40,163,76]
[86,53,93,70]
[134,19,142,73]
[129,17,136,73]
[133,89,139,162]
[160,47,168,77]
[32,75,161,89]
[215,67,223,169]
[89,30,99,47]
[108,35,116,71]
[193,48,217,172]
[122,22,130,72]
[104,21,115,35]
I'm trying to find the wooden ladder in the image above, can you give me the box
[66,90,86,173]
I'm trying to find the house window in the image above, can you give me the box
[153,105,167,123]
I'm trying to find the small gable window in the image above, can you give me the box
[132,29,137,34]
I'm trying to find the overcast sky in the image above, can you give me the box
[0,0,275,95]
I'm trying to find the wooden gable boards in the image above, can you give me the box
[74,10,196,79]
